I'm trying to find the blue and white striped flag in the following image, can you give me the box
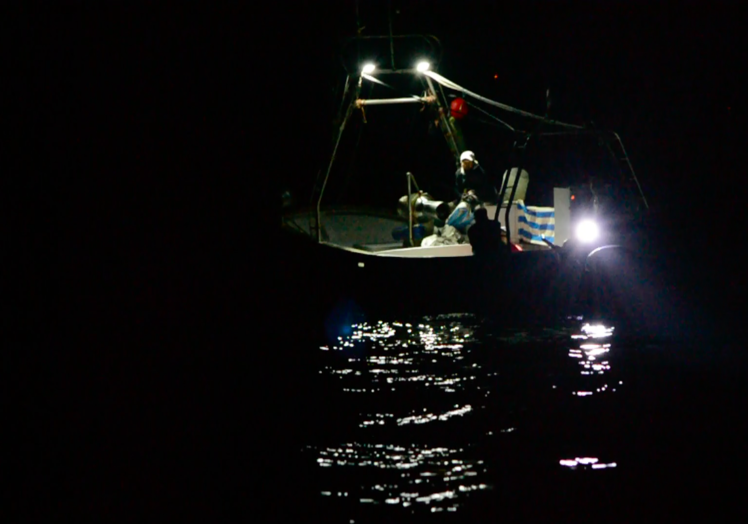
[517,202,555,245]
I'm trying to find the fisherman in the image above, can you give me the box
[454,150,497,205]
[467,207,504,257]
[467,207,509,316]
[445,150,498,232]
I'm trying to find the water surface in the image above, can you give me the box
[296,312,746,522]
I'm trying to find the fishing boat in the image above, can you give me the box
[281,34,650,323]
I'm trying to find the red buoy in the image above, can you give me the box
[450,97,468,120]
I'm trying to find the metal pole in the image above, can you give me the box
[423,75,461,165]
[503,135,530,245]
[356,97,431,105]
[361,69,421,74]
[335,75,352,125]
[612,132,649,211]
[388,0,395,69]
[494,152,513,222]
[316,97,355,243]
[407,173,414,246]
[355,0,361,64]
[310,75,351,231]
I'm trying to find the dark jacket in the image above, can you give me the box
[455,162,497,204]
[468,217,504,257]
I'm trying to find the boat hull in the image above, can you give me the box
[280,227,581,326]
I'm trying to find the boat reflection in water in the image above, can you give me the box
[310,314,493,517]
[306,314,632,520]
[314,442,488,514]
[568,322,617,396]
[555,321,619,480]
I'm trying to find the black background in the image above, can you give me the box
[9,1,746,521]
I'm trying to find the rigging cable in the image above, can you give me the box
[463,100,516,133]
[424,71,585,130]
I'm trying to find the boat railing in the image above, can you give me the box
[406,172,419,247]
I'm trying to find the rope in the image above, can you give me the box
[424,71,585,130]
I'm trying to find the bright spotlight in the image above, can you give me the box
[362,63,376,74]
[576,219,599,243]
[416,61,430,72]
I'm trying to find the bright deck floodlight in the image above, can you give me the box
[362,63,376,74]
[416,61,430,72]
[576,219,600,243]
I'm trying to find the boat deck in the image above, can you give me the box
[283,208,405,249]
[282,207,551,256]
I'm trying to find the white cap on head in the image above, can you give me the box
[460,151,475,162]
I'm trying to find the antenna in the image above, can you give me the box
[355,0,362,64]
[388,0,395,68]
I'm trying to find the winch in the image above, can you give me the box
[397,192,450,222]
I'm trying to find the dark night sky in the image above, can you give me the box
[10,2,746,519]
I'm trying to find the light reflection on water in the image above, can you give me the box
[566,322,618,397]
[308,313,622,519]
[559,457,618,469]
[309,442,489,513]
